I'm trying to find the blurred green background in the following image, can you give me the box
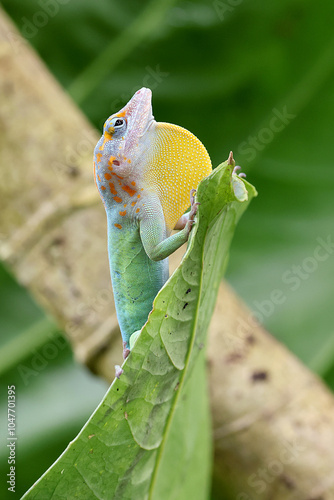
[1,0,334,497]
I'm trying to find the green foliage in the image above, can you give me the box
[22,161,256,499]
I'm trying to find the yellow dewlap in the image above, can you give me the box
[146,122,212,232]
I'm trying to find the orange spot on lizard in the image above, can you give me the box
[104,173,112,180]
[113,196,122,203]
[119,210,127,216]
[93,161,98,191]
[114,223,122,229]
[136,208,140,213]
[111,172,123,179]
[122,185,137,197]
[108,156,115,168]
[131,181,136,186]
[100,186,106,191]
[99,132,113,151]
[96,153,102,164]
[109,182,117,195]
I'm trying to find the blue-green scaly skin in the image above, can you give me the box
[106,213,168,349]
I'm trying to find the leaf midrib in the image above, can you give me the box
[147,222,207,499]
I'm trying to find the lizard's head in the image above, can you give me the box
[94,88,154,186]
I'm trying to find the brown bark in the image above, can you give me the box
[0,9,333,498]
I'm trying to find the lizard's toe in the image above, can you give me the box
[233,165,246,178]
[190,188,196,206]
[115,365,123,378]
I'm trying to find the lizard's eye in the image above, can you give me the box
[111,117,126,128]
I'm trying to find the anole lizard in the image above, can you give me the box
[94,88,212,358]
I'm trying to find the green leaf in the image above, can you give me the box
[22,158,257,500]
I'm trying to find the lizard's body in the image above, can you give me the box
[106,200,168,343]
[94,88,212,357]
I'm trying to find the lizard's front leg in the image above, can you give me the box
[140,191,199,262]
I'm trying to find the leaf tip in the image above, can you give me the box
[227,151,235,166]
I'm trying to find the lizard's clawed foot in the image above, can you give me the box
[115,365,123,379]
[186,189,200,234]
[190,188,197,206]
[233,165,246,178]
[123,342,130,359]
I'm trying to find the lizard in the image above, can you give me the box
[94,87,212,359]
